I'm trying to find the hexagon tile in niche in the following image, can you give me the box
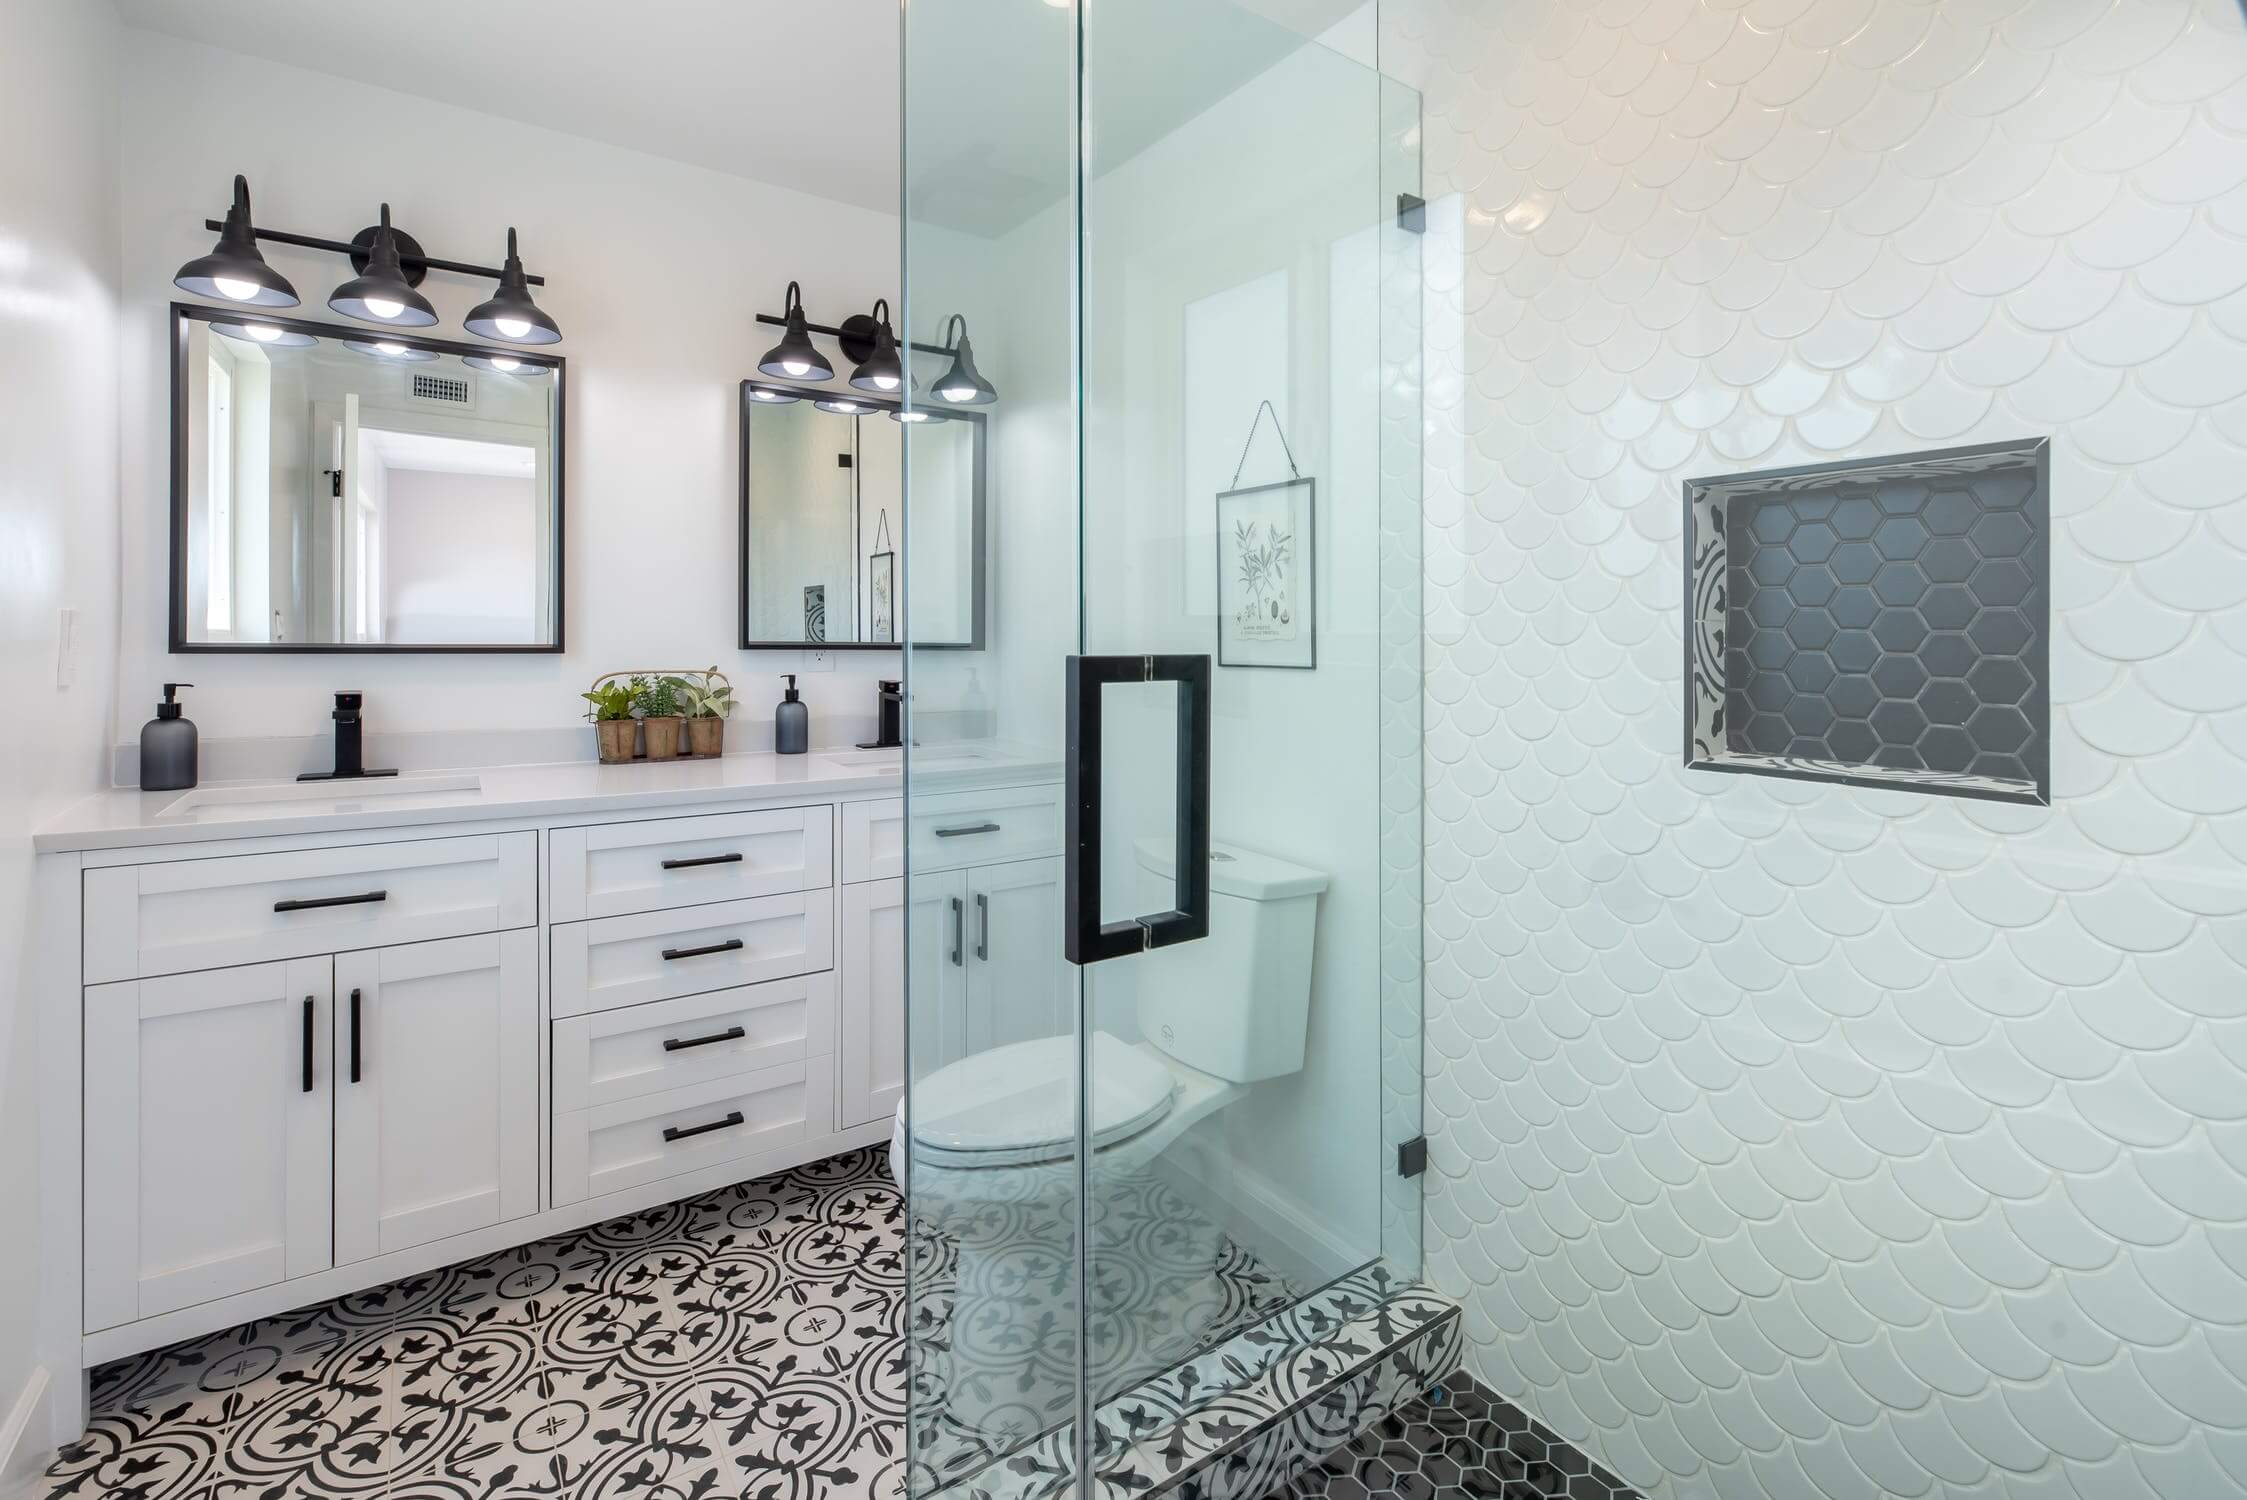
[1684,438,2050,804]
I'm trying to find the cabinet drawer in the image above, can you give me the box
[550,892,834,1019]
[905,784,1064,874]
[84,833,538,983]
[841,799,904,883]
[551,1059,835,1206]
[553,973,836,1113]
[548,808,833,922]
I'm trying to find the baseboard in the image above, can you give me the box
[1158,1138,1370,1290]
[0,1366,52,1499]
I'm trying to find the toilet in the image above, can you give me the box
[890,837,1328,1448]
[890,836,1329,1182]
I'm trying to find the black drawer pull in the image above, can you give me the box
[663,1025,747,1052]
[274,889,388,913]
[661,853,745,870]
[300,997,315,1093]
[934,822,1000,838]
[663,1110,746,1143]
[662,938,745,962]
[348,988,363,1083]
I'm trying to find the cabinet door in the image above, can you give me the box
[333,931,538,1264]
[965,857,1071,1054]
[841,873,965,1127]
[84,959,332,1331]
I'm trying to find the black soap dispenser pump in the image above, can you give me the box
[141,683,199,791]
[775,674,809,755]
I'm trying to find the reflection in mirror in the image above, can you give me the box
[738,381,983,649]
[171,304,563,650]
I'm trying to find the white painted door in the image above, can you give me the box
[83,959,332,1332]
[841,872,965,1126]
[965,857,1071,1054]
[333,930,539,1264]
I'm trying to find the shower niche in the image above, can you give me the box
[1686,438,2050,805]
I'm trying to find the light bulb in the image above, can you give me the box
[364,296,404,320]
[872,374,900,391]
[940,385,976,403]
[898,410,931,422]
[490,355,521,372]
[494,315,532,339]
[754,389,784,401]
[213,276,260,302]
[376,341,406,356]
[247,323,285,342]
[783,359,811,377]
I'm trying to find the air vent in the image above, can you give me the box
[407,371,475,411]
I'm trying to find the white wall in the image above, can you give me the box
[1385,1,2247,1497]
[382,469,538,643]
[117,30,921,758]
[0,0,122,1478]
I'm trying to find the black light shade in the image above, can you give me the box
[329,205,438,327]
[464,352,550,376]
[759,282,834,381]
[343,338,438,363]
[211,319,316,349]
[175,175,299,308]
[935,315,997,405]
[815,394,872,415]
[748,385,802,404]
[849,298,908,394]
[465,229,562,345]
[890,407,945,423]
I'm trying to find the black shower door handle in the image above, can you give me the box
[1064,654,1211,965]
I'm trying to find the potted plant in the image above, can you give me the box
[634,674,688,760]
[582,679,636,764]
[681,668,734,758]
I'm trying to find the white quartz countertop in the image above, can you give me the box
[35,743,1060,854]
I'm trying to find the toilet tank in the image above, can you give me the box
[1131,837,1328,1083]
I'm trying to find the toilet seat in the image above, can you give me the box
[909,1032,1176,1169]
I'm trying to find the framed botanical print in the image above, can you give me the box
[868,551,896,644]
[1216,476,1315,669]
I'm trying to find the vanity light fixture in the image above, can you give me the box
[343,338,438,362]
[329,204,438,326]
[758,282,835,381]
[935,313,997,405]
[174,175,300,307]
[464,352,549,376]
[815,395,871,415]
[848,299,909,394]
[891,407,946,423]
[749,385,802,404]
[211,319,316,348]
[464,229,562,344]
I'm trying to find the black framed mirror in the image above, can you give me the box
[738,380,985,650]
[169,302,565,652]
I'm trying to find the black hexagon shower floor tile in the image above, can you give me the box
[42,1148,1302,1500]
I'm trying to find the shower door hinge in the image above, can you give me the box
[1397,1135,1427,1178]
[1396,193,1427,234]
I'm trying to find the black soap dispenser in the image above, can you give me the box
[141,683,199,791]
[775,674,809,755]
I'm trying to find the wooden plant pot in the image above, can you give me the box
[595,719,636,765]
[687,718,725,758]
[642,715,686,761]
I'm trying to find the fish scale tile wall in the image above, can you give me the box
[1379,0,2247,1497]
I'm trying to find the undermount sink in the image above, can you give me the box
[154,773,485,824]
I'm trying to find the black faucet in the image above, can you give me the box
[857,679,904,750]
[298,691,399,782]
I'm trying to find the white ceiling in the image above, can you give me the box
[117,0,1374,236]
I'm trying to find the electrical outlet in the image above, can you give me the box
[801,649,835,674]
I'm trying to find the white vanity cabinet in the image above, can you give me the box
[44,757,1062,1411]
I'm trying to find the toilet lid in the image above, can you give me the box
[911,1032,1175,1161]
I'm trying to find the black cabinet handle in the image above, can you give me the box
[1065,655,1211,965]
[348,988,362,1083]
[663,1110,746,1143]
[661,852,744,870]
[949,896,963,967]
[274,889,388,913]
[662,938,745,962]
[975,892,990,962]
[300,997,314,1093]
[663,1025,747,1052]
[934,823,1000,838]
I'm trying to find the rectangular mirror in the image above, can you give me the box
[170,303,564,651]
[738,381,984,649]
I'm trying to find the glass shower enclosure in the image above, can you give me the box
[898,2,1425,1494]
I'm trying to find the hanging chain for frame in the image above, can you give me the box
[871,510,893,554]
[1229,400,1303,488]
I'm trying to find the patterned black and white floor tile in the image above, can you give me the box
[43,1148,1303,1500]
[1268,1372,1645,1500]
